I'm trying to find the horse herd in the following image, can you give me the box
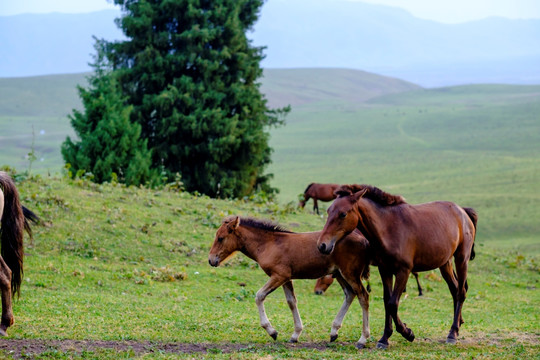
[209,182,477,349]
[0,173,476,350]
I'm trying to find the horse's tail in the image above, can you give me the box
[303,183,314,194]
[0,172,36,297]
[462,207,478,261]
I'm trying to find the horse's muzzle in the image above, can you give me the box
[208,256,220,267]
[318,242,334,255]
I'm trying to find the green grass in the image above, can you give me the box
[0,175,537,359]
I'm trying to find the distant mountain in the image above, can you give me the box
[0,10,123,77]
[1,1,539,87]
[0,69,419,117]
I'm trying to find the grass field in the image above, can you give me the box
[0,70,538,358]
[0,175,536,359]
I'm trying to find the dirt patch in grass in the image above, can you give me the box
[0,334,538,358]
[0,339,332,358]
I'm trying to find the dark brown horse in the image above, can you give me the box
[209,216,372,348]
[318,184,477,349]
[299,183,339,215]
[315,272,424,297]
[0,171,38,336]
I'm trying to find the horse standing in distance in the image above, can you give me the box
[299,183,339,215]
[0,172,39,336]
[318,184,477,349]
[209,217,372,348]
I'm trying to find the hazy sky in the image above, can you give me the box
[1,0,540,23]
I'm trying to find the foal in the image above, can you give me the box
[209,216,371,347]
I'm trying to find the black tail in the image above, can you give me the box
[0,172,37,297]
[463,207,478,261]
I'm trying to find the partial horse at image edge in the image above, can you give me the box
[0,171,39,336]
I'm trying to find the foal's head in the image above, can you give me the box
[208,216,242,267]
[317,186,366,255]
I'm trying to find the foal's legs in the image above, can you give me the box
[338,272,370,349]
[0,257,13,336]
[282,281,303,342]
[330,275,356,342]
[412,272,423,296]
[255,276,286,340]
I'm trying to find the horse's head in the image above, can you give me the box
[317,186,367,255]
[208,216,242,267]
[314,275,334,295]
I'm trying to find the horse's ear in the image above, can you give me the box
[352,187,368,202]
[232,216,241,229]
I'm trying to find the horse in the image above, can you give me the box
[317,184,477,349]
[0,171,39,336]
[299,183,339,215]
[209,216,372,348]
[314,271,424,297]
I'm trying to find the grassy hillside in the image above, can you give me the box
[1,70,539,250]
[0,175,536,359]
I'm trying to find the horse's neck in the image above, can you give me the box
[356,200,394,250]
[237,226,273,262]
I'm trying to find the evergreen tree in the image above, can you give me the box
[97,0,288,197]
[62,64,155,186]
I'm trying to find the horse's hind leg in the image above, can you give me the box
[282,281,303,343]
[256,276,286,341]
[330,275,355,342]
[447,255,470,344]
[413,272,423,296]
[0,257,14,336]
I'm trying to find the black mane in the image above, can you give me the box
[336,184,406,206]
[224,216,294,233]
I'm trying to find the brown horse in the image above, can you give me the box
[299,183,339,215]
[318,184,477,349]
[209,216,372,348]
[0,172,38,336]
[315,272,424,297]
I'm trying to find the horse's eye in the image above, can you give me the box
[339,212,347,219]
[217,237,224,242]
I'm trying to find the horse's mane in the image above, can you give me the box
[224,216,294,233]
[335,184,406,206]
[303,183,315,194]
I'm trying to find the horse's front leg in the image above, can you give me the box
[330,275,356,343]
[313,199,319,215]
[389,269,415,343]
[282,281,303,342]
[0,258,14,336]
[376,268,394,349]
[255,276,285,341]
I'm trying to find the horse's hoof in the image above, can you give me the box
[330,334,338,342]
[356,342,366,349]
[376,342,388,350]
[446,337,457,345]
[289,338,298,343]
[405,328,415,342]
[270,332,278,341]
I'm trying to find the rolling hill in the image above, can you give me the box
[1,69,539,248]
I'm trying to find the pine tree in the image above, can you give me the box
[96,0,288,197]
[62,64,155,186]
